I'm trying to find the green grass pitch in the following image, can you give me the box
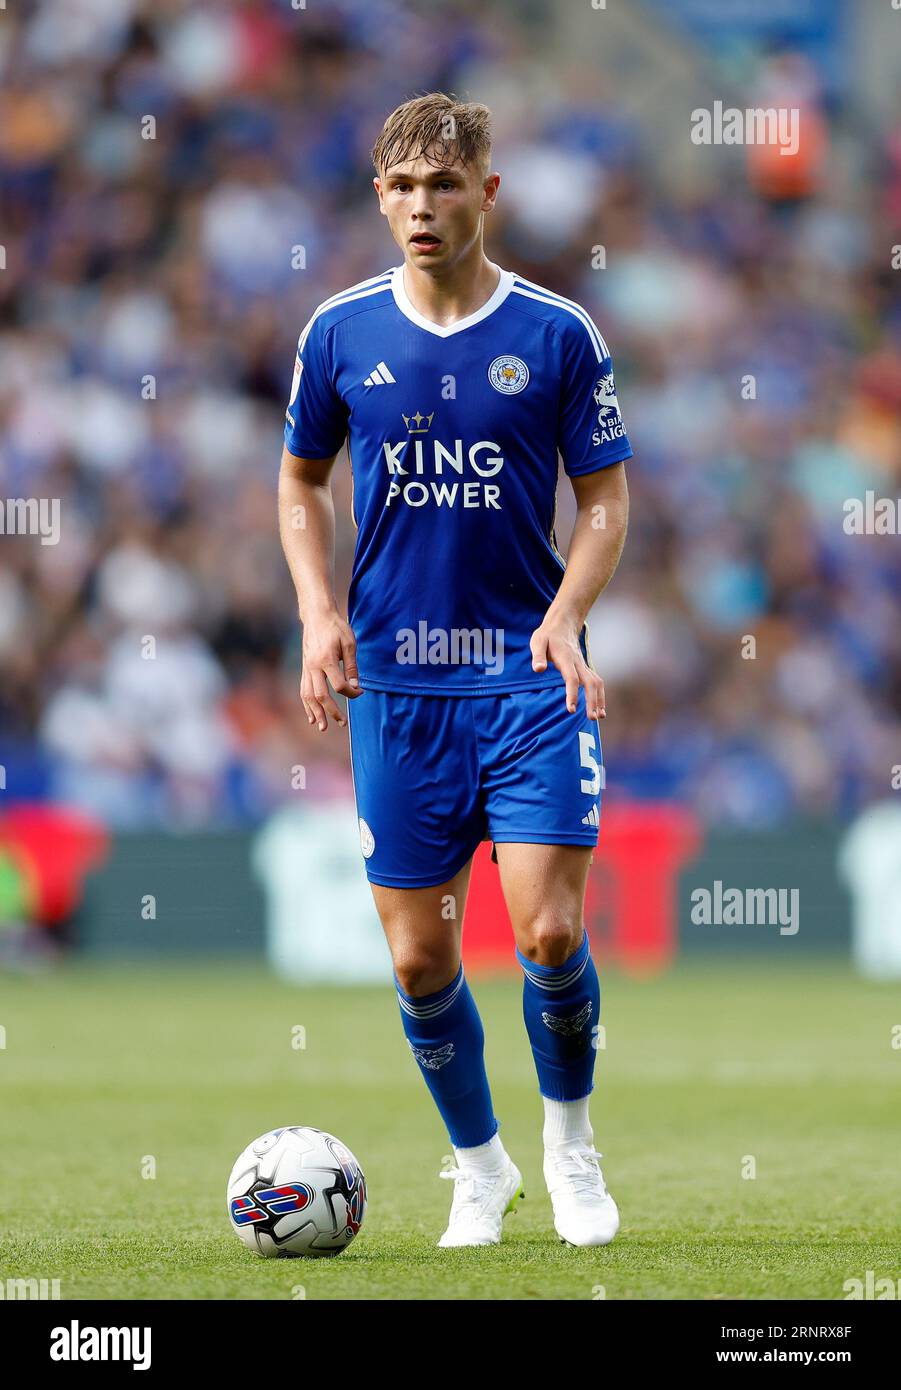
[2,957,899,1300]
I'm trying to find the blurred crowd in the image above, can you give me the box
[0,0,899,830]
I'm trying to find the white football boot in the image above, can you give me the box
[543,1143,619,1246]
[438,1153,524,1247]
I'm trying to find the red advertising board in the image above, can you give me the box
[462,805,702,975]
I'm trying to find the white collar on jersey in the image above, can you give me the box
[390,261,516,337]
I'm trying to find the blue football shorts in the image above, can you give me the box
[346,683,603,888]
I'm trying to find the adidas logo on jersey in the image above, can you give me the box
[581,804,600,828]
[364,361,396,386]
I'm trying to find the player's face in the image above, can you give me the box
[374,151,499,272]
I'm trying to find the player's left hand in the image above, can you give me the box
[530,614,606,720]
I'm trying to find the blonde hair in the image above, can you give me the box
[372,92,492,179]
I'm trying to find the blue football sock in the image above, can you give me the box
[396,965,498,1149]
[516,930,599,1101]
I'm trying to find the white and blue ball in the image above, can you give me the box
[227,1126,366,1258]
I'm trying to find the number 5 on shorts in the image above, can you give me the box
[579,730,602,795]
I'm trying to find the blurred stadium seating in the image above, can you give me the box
[0,0,899,840]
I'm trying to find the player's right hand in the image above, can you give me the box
[300,611,363,731]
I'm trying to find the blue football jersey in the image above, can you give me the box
[284,264,632,695]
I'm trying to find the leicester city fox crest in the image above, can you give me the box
[541,1000,594,1036]
[408,1041,456,1071]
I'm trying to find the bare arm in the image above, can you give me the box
[277,444,362,732]
[530,460,630,720]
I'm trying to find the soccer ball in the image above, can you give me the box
[226,1127,366,1258]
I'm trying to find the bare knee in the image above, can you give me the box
[393,948,459,998]
[517,909,583,968]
